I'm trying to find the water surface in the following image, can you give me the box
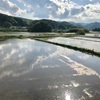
[49,37,100,52]
[86,33,100,37]
[72,37,100,42]
[0,39,100,100]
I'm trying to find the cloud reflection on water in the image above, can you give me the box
[59,55,100,78]
[0,39,100,100]
[49,37,100,52]
[65,92,71,100]
[0,39,100,80]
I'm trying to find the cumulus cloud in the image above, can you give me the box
[48,0,100,22]
[0,0,26,16]
[0,0,100,22]
[50,0,80,15]
[71,3,100,22]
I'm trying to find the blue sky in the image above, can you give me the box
[0,0,100,23]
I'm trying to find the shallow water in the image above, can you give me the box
[86,33,100,37]
[0,39,100,100]
[49,37,100,52]
[72,37,100,42]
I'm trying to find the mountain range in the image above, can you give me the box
[0,13,100,30]
[70,22,100,30]
[0,13,31,28]
[83,22,100,30]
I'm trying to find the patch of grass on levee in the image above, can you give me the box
[0,35,17,41]
[0,35,28,41]
[0,28,27,32]
[34,38,100,57]
[0,35,100,57]
[0,32,77,40]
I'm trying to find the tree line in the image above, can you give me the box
[93,28,100,31]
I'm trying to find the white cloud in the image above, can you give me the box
[16,0,24,3]
[0,0,26,16]
[47,0,100,22]
[71,3,100,22]
[50,0,80,15]
[48,14,54,19]
[16,0,35,16]
[46,6,53,9]
[0,0,100,22]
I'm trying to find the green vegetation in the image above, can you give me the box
[4,22,12,28]
[34,38,100,57]
[0,35,19,41]
[0,13,31,28]
[0,28,27,32]
[84,22,100,30]
[28,22,52,32]
[28,19,76,33]
[71,22,100,31]
[0,13,88,33]
[18,35,26,39]
[0,35,29,41]
[0,33,76,40]
[93,28,100,32]
[28,19,88,34]
[68,28,89,35]
[0,13,32,32]
[0,34,100,57]
[76,29,85,35]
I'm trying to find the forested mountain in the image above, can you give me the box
[69,22,83,27]
[1,13,100,32]
[69,22,88,28]
[0,13,75,30]
[0,13,77,32]
[84,22,100,30]
[0,13,31,28]
[31,19,75,31]
[70,22,100,31]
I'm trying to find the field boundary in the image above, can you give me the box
[34,38,100,57]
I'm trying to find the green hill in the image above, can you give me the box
[0,13,31,28]
[0,13,76,32]
[84,22,100,30]
[31,19,75,30]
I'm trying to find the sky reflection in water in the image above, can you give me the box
[0,39,100,100]
[65,92,71,100]
[49,37,100,52]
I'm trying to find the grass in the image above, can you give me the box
[0,28,27,32]
[0,35,18,41]
[0,34,100,57]
[0,35,28,41]
[34,38,100,57]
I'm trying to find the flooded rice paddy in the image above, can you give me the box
[0,39,100,100]
[49,37,100,52]
[85,33,100,37]
[72,37,100,42]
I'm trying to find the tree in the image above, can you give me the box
[77,29,85,35]
[28,22,52,32]
[68,28,86,35]
[4,22,12,28]
[93,28,100,31]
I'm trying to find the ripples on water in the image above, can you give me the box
[0,39,100,100]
